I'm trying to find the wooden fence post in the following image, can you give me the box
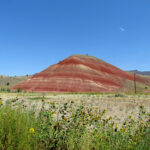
[134,72,137,93]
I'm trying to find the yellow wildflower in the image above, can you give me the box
[128,115,132,119]
[82,122,86,126]
[29,128,35,134]
[63,117,67,121]
[121,128,126,132]
[115,124,118,129]
[49,101,54,105]
[139,121,143,125]
[103,109,106,114]
[52,112,55,115]
[82,101,85,106]
[109,116,112,120]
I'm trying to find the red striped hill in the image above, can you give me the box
[12,55,150,92]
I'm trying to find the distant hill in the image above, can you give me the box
[0,75,32,88]
[129,70,150,76]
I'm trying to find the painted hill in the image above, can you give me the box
[12,55,150,92]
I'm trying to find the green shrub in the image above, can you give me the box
[6,82,10,86]
[17,88,21,93]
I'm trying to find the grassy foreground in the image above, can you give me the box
[0,101,150,150]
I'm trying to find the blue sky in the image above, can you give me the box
[0,0,150,76]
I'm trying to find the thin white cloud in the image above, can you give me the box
[119,27,125,32]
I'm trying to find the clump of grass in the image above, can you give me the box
[0,102,150,150]
[0,104,38,150]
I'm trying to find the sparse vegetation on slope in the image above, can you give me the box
[0,75,32,88]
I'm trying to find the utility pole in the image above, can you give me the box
[134,72,137,94]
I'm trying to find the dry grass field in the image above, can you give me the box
[1,92,150,125]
